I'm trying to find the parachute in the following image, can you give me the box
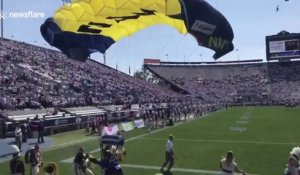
[41,0,234,61]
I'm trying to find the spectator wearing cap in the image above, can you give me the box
[160,134,175,173]
[220,151,247,175]
[9,145,25,175]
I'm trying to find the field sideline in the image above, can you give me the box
[0,106,300,175]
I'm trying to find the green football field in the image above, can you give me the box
[1,106,300,175]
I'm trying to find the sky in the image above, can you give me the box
[1,0,300,74]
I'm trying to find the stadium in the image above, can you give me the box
[1,0,300,175]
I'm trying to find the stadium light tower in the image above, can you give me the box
[1,0,3,38]
[236,49,240,61]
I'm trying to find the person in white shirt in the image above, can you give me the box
[220,151,247,175]
[14,125,22,151]
[160,135,174,173]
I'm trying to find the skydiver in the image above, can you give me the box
[276,5,280,12]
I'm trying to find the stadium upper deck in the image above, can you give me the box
[145,60,300,105]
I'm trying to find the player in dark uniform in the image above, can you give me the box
[73,147,85,175]
[89,150,123,175]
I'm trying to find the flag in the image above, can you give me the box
[103,52,106,65]
[129,66,131,75]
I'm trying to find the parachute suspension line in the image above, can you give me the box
[185,46,199,61]
[173,34,186,59]
[103,52,106,65]
[155,33,172,58]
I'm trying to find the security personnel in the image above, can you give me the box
[160,135,175,173]
[10,145,25,175]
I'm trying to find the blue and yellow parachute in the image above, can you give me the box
[41,0,234,61]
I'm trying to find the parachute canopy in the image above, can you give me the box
[41,0,234,61]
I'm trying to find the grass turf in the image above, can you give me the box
[1,106,300,175]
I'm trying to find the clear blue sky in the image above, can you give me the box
[2,0,300,74]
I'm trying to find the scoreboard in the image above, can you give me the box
[266,32,300,60]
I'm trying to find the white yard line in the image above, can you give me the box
[60,111,223,163]
[61,122,184,163]
[59,160,260,175]
[49,120,188,151]
[56,110,218,153]
[47,137,97,150]
[121,164,260,175]
[139,137,300,145]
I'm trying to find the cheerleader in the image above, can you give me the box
[220,151,247,175]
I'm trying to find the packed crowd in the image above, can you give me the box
[0,38,181,110]
[148,61,300,106]
[2,37,300,111]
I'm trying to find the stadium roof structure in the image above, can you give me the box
[61,106,105,116]
[144,58,263,66]
[0,108,64,121]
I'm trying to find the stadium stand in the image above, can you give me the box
[145,60,300,106]
[0,38,182,111]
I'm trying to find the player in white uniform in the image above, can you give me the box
[220,151,247,175]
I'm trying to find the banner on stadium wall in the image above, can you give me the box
[121,122,134,132]
[160,103,167,108]
[131,104,140,110]
[102,124,119,135]
[134,119,145,128]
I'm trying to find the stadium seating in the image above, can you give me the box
[0,38,181,110]
[146,61,300,105]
